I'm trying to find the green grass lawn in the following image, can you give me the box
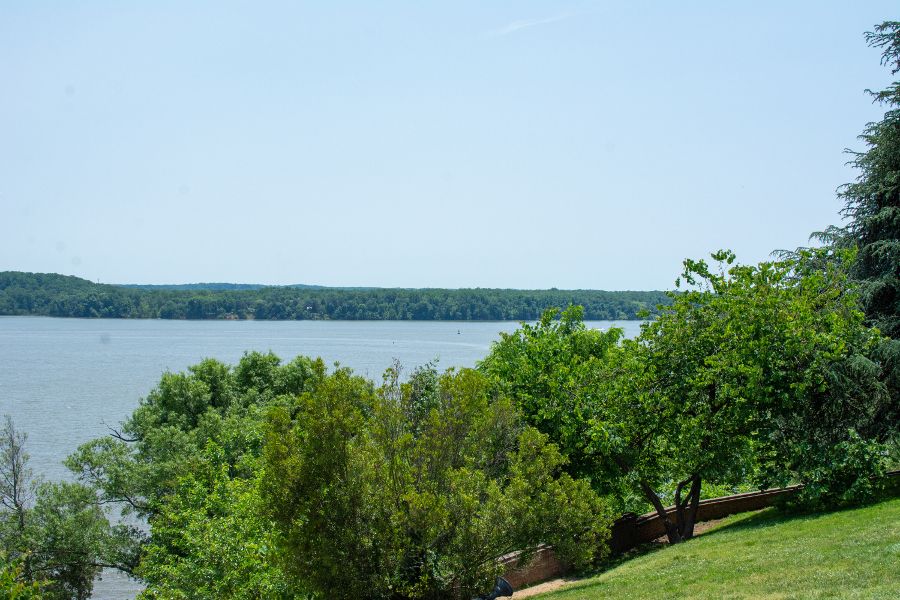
[534,498,900,600]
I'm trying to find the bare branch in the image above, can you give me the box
[101,420,139,443]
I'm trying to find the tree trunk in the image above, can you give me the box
[639,475,702,545]
[679,475,701,540]
[639,480,682,544]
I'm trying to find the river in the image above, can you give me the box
[0,316,643,598]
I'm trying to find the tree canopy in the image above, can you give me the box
[482,251,900,543]
[478,306,623,488]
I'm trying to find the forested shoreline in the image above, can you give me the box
[0,272,669,321]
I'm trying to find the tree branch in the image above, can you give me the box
[102,420,138,443]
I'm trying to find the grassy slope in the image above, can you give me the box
[537,498,900,600]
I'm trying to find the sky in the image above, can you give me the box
[1,1,897,290]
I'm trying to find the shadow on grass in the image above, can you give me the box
[570,540,668,581]
[696,507,791,538]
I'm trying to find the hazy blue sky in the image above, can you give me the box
[1,1,896,289]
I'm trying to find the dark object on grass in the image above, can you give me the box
[475,576,514,600]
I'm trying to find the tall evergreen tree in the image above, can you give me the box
[822,22,900,337]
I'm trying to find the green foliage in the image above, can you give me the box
[816,21,900,338]
[26,482,118,600]
[609,251,896,525]
[261,365,612,600]
[65,352,331,598]
[65,353,327,517]
[787,430,888,511]
[0,271,669,321]
[478,306,623,486]
[67,352,609,599]
[0,417,134,600]
[484,252,899,543]
[136,445,298,600]
[0,552,42,599]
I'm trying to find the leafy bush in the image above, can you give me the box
[0,552,42,599]
[788,431,889,510]
[261,364,612,600]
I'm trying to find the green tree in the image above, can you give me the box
[818,21,900,338]
[0,417,135,600]
[483,253,898,544]
[69,352,610,599]
[26,482,134,600]
[65,353,327,517]
[0,271,671,321]
[65,353,326,598]
[478,306,622,487]
[0,416,35,580]
[135,444,298,599]
[261,365,611,600]
[594,251,898,542]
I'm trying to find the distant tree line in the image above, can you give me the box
[0,272,669,321]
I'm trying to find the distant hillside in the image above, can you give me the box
[0,271,670,321]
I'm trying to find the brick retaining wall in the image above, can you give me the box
[498,545,563,590]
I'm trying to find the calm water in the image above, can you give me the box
[0,316,642,599]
